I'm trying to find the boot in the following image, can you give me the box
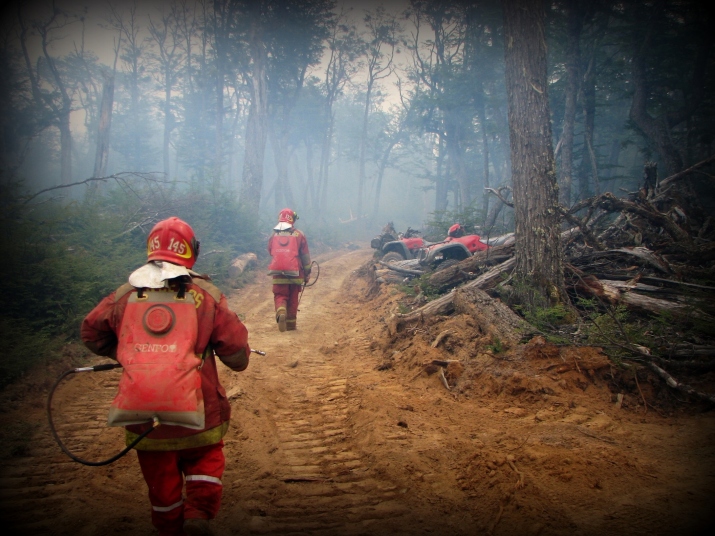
[276,310,287,332]
[184,517,213,536]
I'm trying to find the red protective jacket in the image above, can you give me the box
[267,228,311,285]
[81,276,249,450]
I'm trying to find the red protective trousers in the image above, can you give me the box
[136,442,225,536]
[272,283,301,329]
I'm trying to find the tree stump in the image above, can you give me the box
[452,286,535,347]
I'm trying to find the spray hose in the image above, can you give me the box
[46,363,159,466]
[298,261,320,306]
[304,261,320,288]
[47,348,266,466]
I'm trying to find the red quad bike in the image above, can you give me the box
[371,222,432,263]
[417,223,490,271]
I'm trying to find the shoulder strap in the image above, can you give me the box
[192,277,223,303]
[114,282,134,302]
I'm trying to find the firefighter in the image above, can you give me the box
[267,208,311,332]
[81,217,250,536]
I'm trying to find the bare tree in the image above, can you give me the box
[148,5,184,181]
[17,2,79,185]
[107,0,149,171]
[239,1,268,217]
[357,6,399,218]
[317,11,362,214]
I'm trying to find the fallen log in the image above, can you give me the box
[228,252,258,279]
[572,272,715,322]
[575,246,671,273]
[387,257,522,338]
[377,260,424,277]
[588,274,715,292]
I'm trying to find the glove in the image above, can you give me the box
[304,272,311,284]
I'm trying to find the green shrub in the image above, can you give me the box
[0,180,261,386]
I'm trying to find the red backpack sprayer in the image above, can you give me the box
[47,347,265,466]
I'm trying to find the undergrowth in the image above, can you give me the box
[0,179,262,388]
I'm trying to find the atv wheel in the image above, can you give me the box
[382,251,406,264]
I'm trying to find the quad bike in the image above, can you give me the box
[371,222,431,263]
[417,233,490,271]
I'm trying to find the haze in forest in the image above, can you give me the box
[1,0,713,236]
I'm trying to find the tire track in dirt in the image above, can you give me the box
[220,248,417,535]
[0,370,143,535]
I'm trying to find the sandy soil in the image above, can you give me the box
[1,245,714,535]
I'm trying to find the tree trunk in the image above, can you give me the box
[630,51,683,176]
[93,72,115,179]
[59,110,72,185]
[270,124,295,210]
[476,88,491,221]
[581,70,600,197]
[502,0,566,304]
[434,134,448,212]
[163,84,172,181]
[445,113,470,209]
[559,0,581,206]
[239,17,268,217]
[305,139,317,210]
[358,81,373,218]
[372,138,398,219]
[318,110,335,214]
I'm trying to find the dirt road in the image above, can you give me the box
[1,246,714,535]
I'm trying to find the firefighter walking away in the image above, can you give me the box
[81,217,251,536]
[267,208,311,332]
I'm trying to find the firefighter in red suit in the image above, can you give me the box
[81,217,250,536]
[267,208,311,332]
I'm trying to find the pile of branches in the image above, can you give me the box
[377,157,715,405]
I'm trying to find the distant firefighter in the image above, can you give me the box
[267,208,312,331]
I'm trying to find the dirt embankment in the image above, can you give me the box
[1,246,714,535]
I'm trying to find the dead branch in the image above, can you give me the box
[507,458,525,490]
[21,172,172,204]
[484,186,514,208]
[576,246,672,273]
[595,192,692,247]
[647,362,715,405]
[437,367,450,391]
[657,153,715,190]
[559,208,606,250]
[431,330,452,348]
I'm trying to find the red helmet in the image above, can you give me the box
[146,217,200,268]
[278,208,298,225]
[448,223,465,238]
